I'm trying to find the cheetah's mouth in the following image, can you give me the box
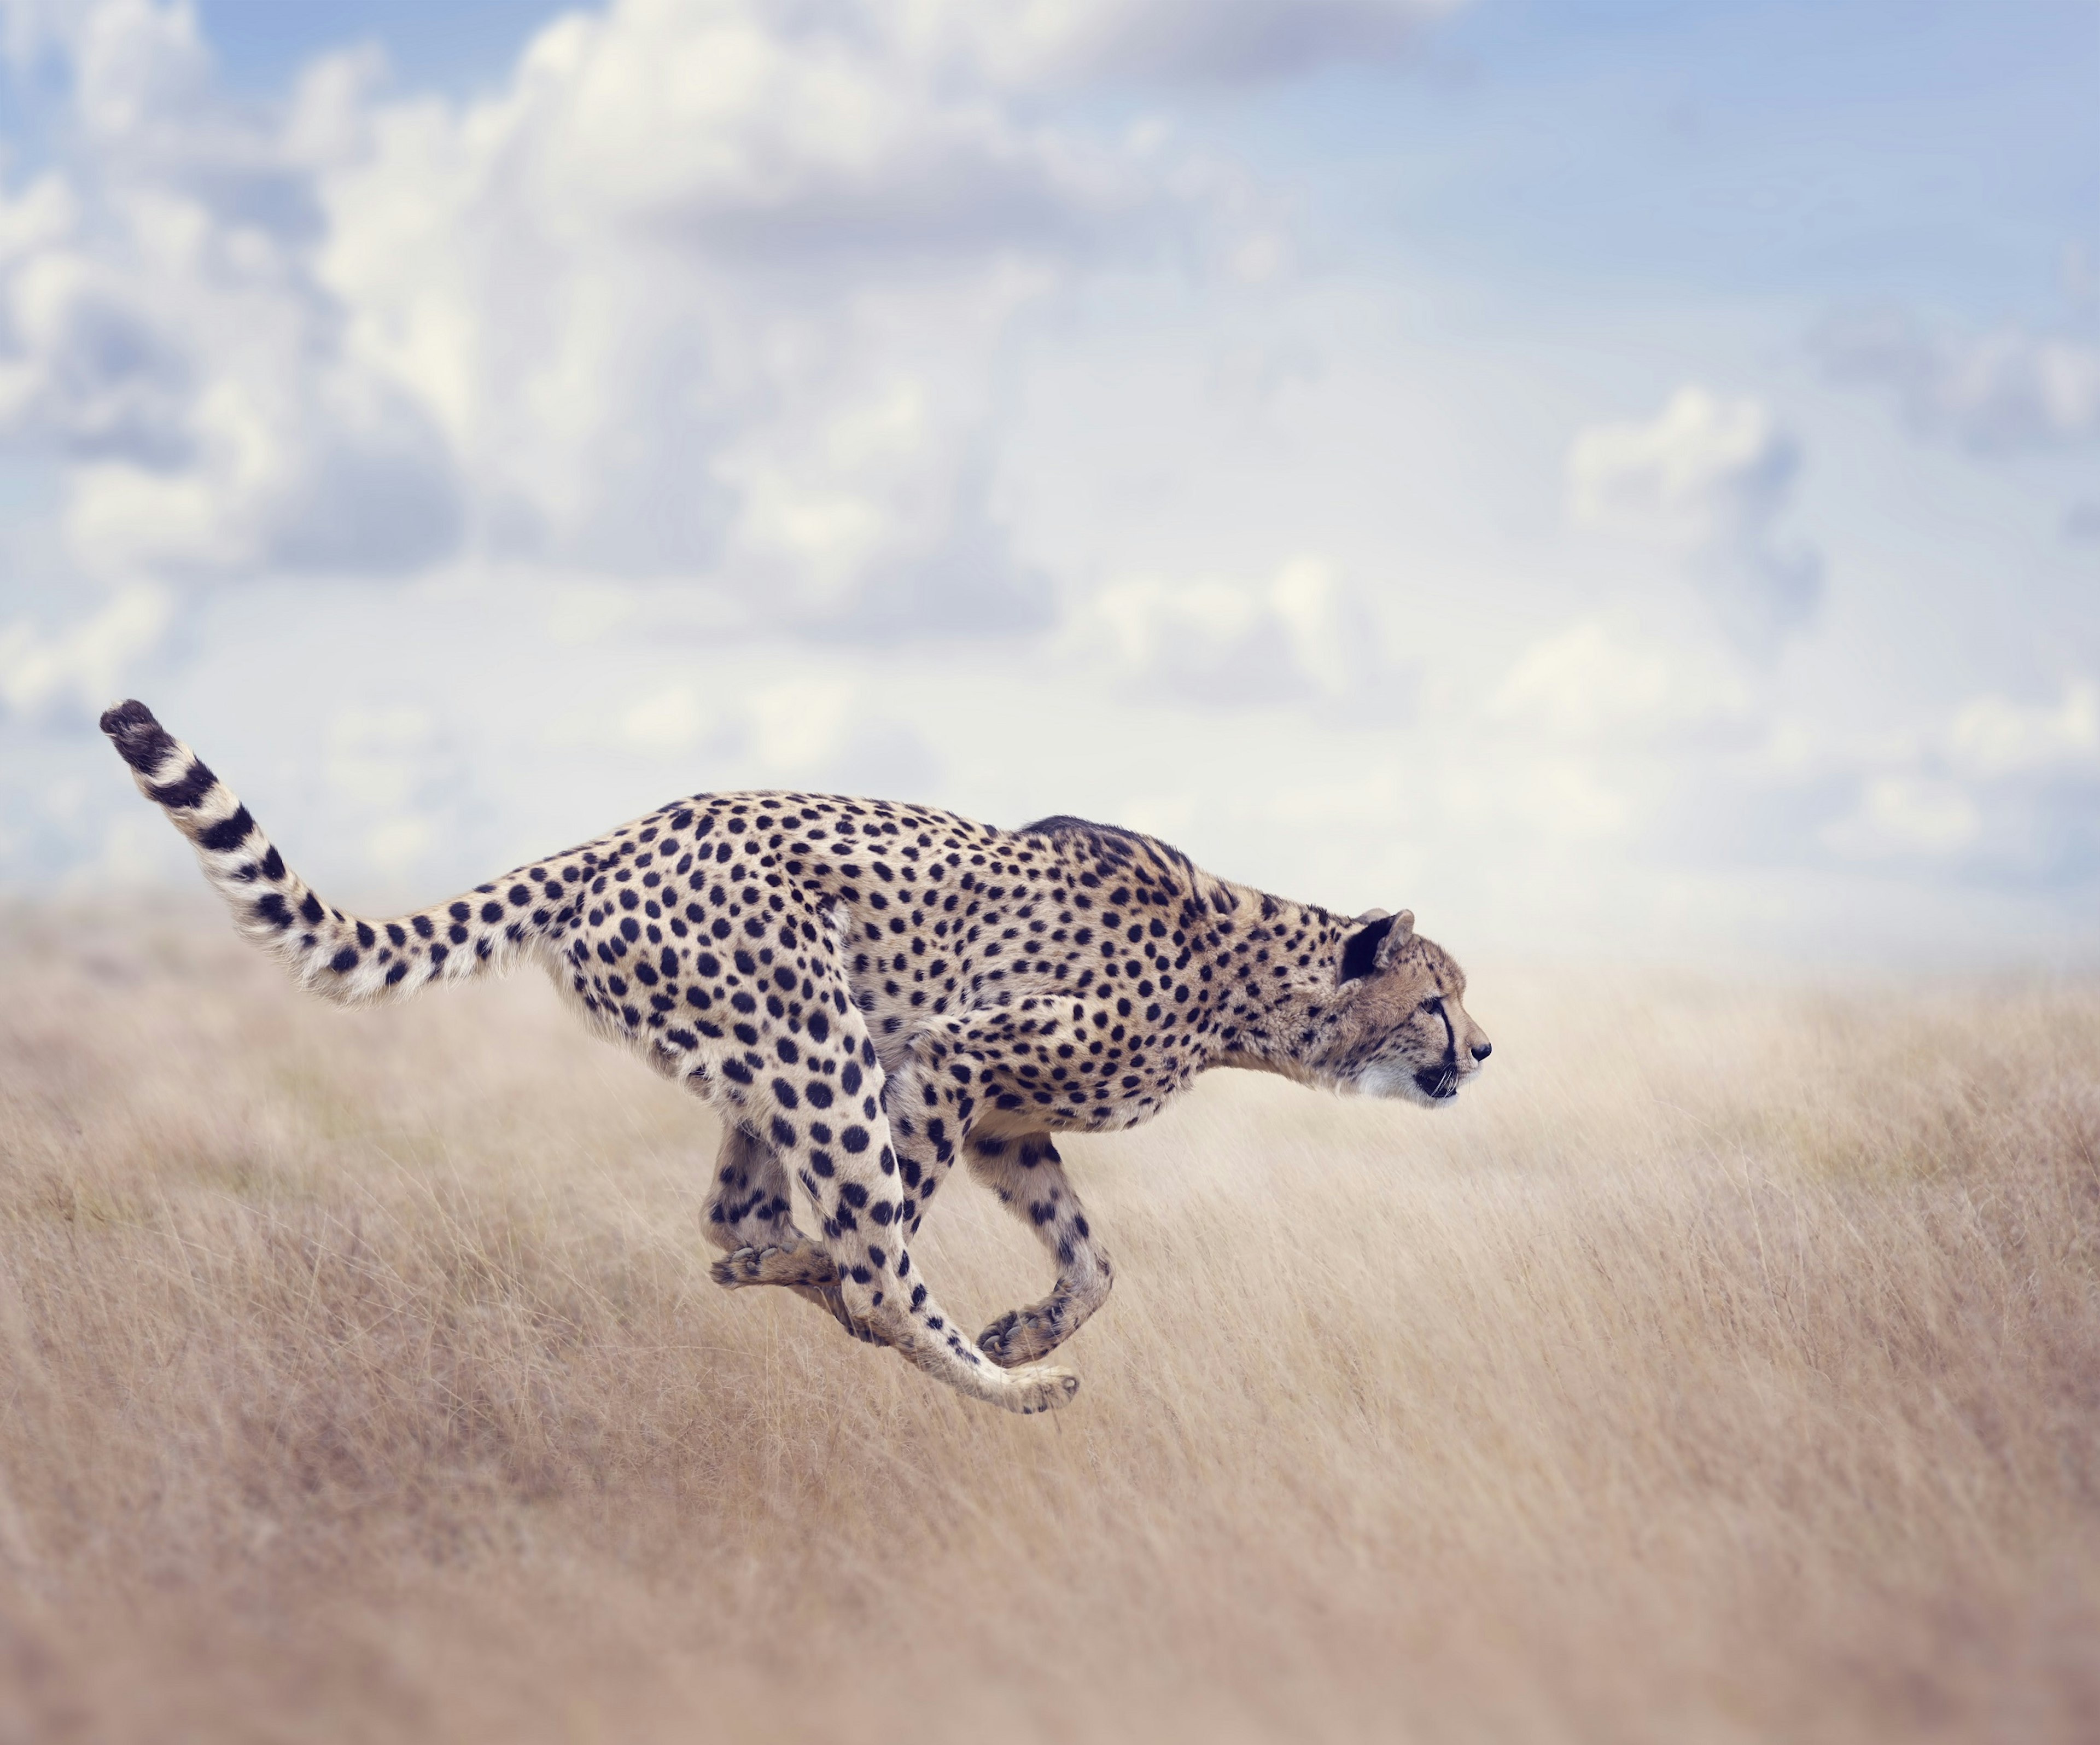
[1414,1063,1460,1100]
[1351,1057,1466,1104]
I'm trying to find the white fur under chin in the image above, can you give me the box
[1354,1060,1444,1106]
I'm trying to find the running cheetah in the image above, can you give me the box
[101,700,1491,1414]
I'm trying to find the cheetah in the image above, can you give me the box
[100,700,1492,1415]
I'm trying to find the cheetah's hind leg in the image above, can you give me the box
[703,1125,881,1345]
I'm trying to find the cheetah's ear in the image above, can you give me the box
[1340,909,1413,982]
[1382,909,1415,964]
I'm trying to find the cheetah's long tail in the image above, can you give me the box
[101,699,558,1007]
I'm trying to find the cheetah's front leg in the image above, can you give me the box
[966,1132,1114,1367]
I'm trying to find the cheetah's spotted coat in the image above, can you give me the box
[101,701,1491,1414]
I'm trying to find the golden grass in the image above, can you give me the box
[4,901,2100,1742]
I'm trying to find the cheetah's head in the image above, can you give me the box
[1318,910,1491,1107]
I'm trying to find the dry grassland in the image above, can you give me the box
[3,901,2099,1743]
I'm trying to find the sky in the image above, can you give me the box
[1,0,2096,967]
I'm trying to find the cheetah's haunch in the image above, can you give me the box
[101,701,1491,1414]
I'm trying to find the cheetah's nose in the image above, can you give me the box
[1471,1040,1492,1061]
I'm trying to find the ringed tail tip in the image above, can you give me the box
[102,698,176,773]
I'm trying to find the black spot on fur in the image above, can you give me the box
[197,806,254,852]
[150,760,217,810]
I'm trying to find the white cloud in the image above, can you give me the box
[0,579,169,716]
[300,0,1169,632]
[1566,386,1821,652]
[325,702,436,810]
[4,0,2093,963]
[567,658,938,795]
[2,0,1452,629]
[1815,309,2100,452]
[1946,680,2099,779]
[1076,554,1408,713]
[1567,387,1788,546]
[619,684,716,753]
[1825,776,1981,860]
[1488,620,1752,741]
[1821,680,2100,870]
[0,6,461,582]
[898,0,1467,88]
[308,696,494,886]
[725,671,936,793]
[361,813,433,877]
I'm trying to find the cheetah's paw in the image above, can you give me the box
[996,1366,1082,1415]
[708,1241,839,1291]
[977,1300,1071,1368]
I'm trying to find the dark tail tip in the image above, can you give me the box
[101,698,177,773]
